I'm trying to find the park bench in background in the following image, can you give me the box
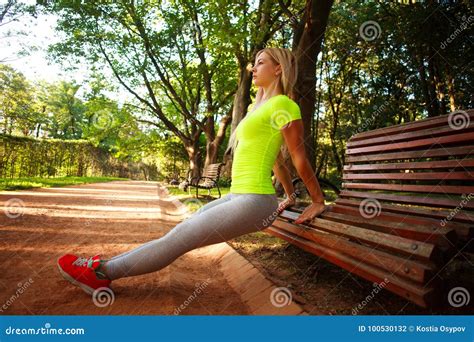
[267,109,474,307]
[187,162,225,199]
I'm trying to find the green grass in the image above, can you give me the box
[165,184,231,212]
[166,185,231,198]
[0,176,128,191]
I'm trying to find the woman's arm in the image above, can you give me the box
[281,119,324,203]
[272,150,295,197]
[272,151,297,213]
[281,119,327,223]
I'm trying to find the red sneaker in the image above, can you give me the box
[57,254,111,295]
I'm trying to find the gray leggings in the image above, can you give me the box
[103,192,279,280]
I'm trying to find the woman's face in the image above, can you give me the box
[251,52,281,88]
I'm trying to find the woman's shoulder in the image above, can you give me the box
[271,94,299,108]
[270,94,300,114]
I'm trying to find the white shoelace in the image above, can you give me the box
[72,257,91,267]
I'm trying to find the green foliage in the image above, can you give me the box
[0,64,166,178]
[315,0,473,179]
[0,133,158,180]
[0,64,35,135]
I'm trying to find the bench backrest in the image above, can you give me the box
[270,110,473,307]
[336,109,474,244]
[202,163,224,180]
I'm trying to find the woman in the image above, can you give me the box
[57,47,327,295]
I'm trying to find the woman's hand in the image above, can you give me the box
[276,196,296,215]
[294,201,327,224]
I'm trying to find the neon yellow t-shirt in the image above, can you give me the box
[230,94,302,194]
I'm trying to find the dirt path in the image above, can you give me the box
[0,180,250,315]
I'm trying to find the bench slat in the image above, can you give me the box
[343,171,473,180]
[344,159,474,171]
[350,110,474,142]
[203,173,219,177]
[334,198,473,239]
[346,132,474,155]
[321,211,456,251]
[346,145,474,163]
[330,202,450,226]
[266,226,438,308]
[272,219,436,284]
[279,210,440,263]
[347,121,474,148]
[340,190,474,210]
[342,182,474,195]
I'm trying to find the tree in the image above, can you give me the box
[40,81,86,139]
[0,64,35,135]
[44,0,238,178]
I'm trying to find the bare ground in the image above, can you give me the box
[0,180,250,315]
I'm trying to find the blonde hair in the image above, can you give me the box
[225,47,298,157]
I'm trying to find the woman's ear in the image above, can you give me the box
[275,64,282,76]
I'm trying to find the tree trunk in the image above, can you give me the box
[203,106,233,168]
[432,55,447,114]
[427,47,440,117]
[446,64,456,112]
[222,65,253,176]
[185,141,202,179]
[416,51,434,117]
[293,0,334,167]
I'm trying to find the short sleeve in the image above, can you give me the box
[270,97,302,130]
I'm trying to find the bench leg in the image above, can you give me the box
[217,185,221,198]
[196,186,199,199]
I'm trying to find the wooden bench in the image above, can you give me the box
[188,162,225,199]
[266,109,474,307]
